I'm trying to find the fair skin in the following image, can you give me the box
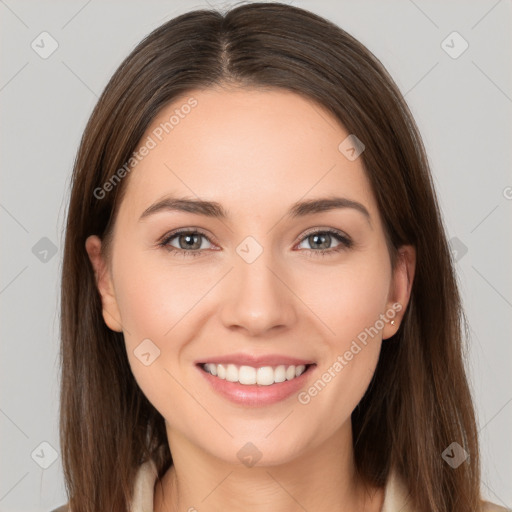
[86,86,415,512]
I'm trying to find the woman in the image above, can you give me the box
[53,2,508,511]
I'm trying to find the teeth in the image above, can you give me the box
[202,363,307,385]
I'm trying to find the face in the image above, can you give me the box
[86,86,415,467]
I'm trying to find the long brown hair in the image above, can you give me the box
[60,3,481,511]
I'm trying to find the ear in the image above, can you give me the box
[382,245,416,340]
[85,235,123,332]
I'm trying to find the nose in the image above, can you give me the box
[218,250,298,337]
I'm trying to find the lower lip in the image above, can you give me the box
[196,364,316,406]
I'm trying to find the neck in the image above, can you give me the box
[153,421,384,512]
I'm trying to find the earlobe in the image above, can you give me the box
[84,235,123,333]
[383,245,416,340]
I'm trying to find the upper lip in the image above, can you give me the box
[195,353,315,367]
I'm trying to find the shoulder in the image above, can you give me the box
[482,499,511,512]
[48,460,158,512]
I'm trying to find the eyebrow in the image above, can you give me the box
[139,195,372,228]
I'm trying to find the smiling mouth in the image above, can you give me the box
[198,362,316,386]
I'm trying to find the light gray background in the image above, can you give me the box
[1,0,511,510]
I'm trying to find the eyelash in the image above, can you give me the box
[158,227,353,258]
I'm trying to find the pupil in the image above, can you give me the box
[181,234,199,249]
[312,233,329,249]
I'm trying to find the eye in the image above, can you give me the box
[158,227,353,258]
[159,229,214,258]
[295,228,353,257]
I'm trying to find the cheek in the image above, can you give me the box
[295,251,390,411]
[111,249,215,401]
[113,245,209,341]
[297,296,386,440]
[298,254,391,345]
[114,235,391,354]
[111,253,198,421]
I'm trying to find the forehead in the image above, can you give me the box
[118,87,378,224]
